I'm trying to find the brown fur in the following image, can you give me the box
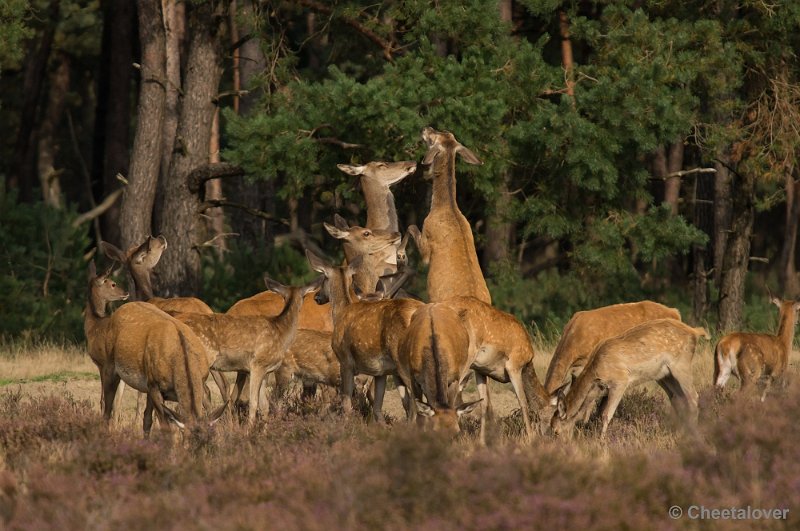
[714,298,799,400]
[409,127,490,304]
[551,319,707,438]
[275,329,340,396]
[308,251,423,422]
[440,296,550,441]
[396,303,480,434]
[544,301,681,395]
[226,291,333,331]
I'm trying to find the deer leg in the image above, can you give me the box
[407,225,430,264]
[476,371,491,446]
[209,369,228,406]
[113,382,126,425]
[101,371,121,423]
[248,365,268,426]
[340,359,355,414]
[143,394,155,438]
[394,367,416,421]
[669,368,699,425]
[599,384,626,438]
[372,375,388,424]
[507,365,533,441]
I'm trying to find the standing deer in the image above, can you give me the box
[550,319,707,439]
[714,296,800,400]
[407,127,491,304]
[441,296,550,442]
[545,301,682,397]
[177,276,322,425]
[84,261,129,414]
[307,250,423,422]
[101,235,213,314]
[396,303,482,435]
[274,329,340,399]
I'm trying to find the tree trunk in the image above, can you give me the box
[93,0,134,246]
[37,52,70,209]
[691,169,714,324]
[8,0,60,202]
[559,10,575,105]
[119,0,166,251]
[779,166,800,297]
[718,173,755,332]
[713,156,733,287]
[157,1,226,296]
[206,107,227,253]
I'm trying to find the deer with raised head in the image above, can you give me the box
[550,319,707,439]
[91,279,225,435]
[84,261,129,414]
[176,276,322,425]
[545,301,682,397]
[407,127,490,304]
[101,235,213,314]
[307,250,423,422]
[714,295,799,400]
[396,303,482,435]
[439,296,550,442]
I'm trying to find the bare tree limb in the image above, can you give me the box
[187,162,246,195]
[315,137,363,149]
[72,189,124,228]
[295,0,396,61]
[199,198,291,227]
[649,167,718,180]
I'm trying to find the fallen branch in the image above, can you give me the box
[72,189,124,228]
[650,167,718,180]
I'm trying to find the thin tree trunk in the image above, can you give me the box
[206,107,227,253]
[779,166,800,297]
[94,0,134,246]
[713,156,733,287]
[691,169,714,324]
[559,10,575,105]
[37,52,70,209]
[157,1,226,296]
[119,0,167,251]
[664,141,684,214]
[8,0,60,202]
[718,173,755,332]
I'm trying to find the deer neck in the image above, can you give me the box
[84,294,108,340]
[329,273,356,323]
[130,268,154,301]
[361,181,399,232]
[430,151,458,212]
[777,306,797,352]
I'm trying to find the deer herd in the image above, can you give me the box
[84,127,798,443]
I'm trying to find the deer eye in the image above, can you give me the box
[111,282,116,288]
[363,231,371,237]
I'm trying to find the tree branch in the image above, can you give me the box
[649,167,718,180]
[187,162,246,196]
[295,0,396,61]
[72,189,124,228]
[199,198,291,227]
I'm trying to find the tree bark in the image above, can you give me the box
[8,0,60,202]
[37,51,70,209]
[206,107,227,253]
[718,173,755,332]
[779,166,800,297]
[157,1,226,296]
[691,169,714,324]
[119,0,166,251]
[713,156,733,287]
[559,10,575,105]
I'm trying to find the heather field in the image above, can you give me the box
[1,341,798,530]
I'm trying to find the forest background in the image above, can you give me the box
[2,0,799,343]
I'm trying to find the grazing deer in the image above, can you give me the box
[307,250,423,422]
[84,261,129,414]
[714,296,800,400]
[101,236,213,314]
[441,296,550,442]
[407,127,491,304]
[274,329,340,398]
[396,303,482,435]
[550,319,707,439]
[177,276,322,425]
[544,301,681,397]
[92,285,224,435]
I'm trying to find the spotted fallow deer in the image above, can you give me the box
[307,250,423,422]
[176,276,322,425]
[101,236,213,314]
[550,319,707,439]
[84,262,129,414]
[714,296,800,400]
[544,301,682,397]
[396,303,482,435]
[92,281,224,435]
[407,127,491,304]
[439,296,550,442]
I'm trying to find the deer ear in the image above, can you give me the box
[416,401,435,417]
[263,275,290,298]
[162,404,186,429]
[555,384,570,420]
[771,297,782,308]
[422,146,441,166]
[456,399,482,417]
[333,213,350,230]
[88,260,97,280]
[100,241,126,263]
[324,222,349,240]
[207,400,229,425]
[456,144,482,165]
[306,249,331,276]
[303,275,325,296]
[336,163,365,176]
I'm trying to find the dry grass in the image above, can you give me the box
[1,339,799,529]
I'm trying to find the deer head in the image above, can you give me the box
[421,127,483,167]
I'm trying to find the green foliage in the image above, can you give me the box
[0,189,91,342]
[0,0,31,73]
